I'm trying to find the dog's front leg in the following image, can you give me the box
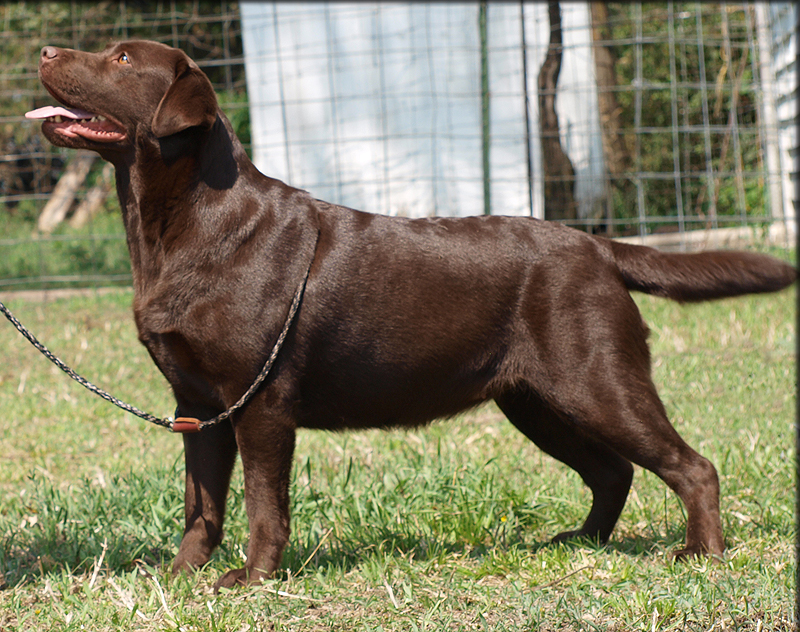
[213,409,296,591]
[172,418,238,576]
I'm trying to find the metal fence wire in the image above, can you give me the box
[0,2,795,291]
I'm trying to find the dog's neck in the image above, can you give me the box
[109,113,241,294]
[105,111,318,302]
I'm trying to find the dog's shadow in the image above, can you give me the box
[3,468,686,589]
[272,525,687,581]
[3,522,685,590]
[3,531,171,589]
[1,469,179,588]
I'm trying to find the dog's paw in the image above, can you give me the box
[670,546,724,563]
[551,529,582,544]
[171,558,199,576]
[550,529,607,546]
[213,567,267,592]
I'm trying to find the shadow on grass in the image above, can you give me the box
[1,521,692,590]
[2,470,691,589]
[533,528,688,558]
[0,470,180,588]
[272,522,688,580]
[2,533,172,588]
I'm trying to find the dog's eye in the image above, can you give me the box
[117,53,130,64]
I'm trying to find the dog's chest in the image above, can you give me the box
[132,294,266,403]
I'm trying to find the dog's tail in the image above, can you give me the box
[599,237,796,303]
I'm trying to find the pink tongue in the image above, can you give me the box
[25,105,96,120]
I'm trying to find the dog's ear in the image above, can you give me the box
[151,56,217,138]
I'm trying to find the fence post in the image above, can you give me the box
[520,1,534,218]
[753,3,789,243]
[480,2,491,216]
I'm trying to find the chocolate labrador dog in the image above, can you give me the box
[27,40,795,590]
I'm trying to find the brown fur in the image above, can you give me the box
[33,41,796,591]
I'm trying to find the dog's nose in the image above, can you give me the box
[40,46,58,61]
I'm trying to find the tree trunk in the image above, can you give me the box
[37,151,95,233]
[70,162,113,229]
[589,1,630,178]
[538,1,577,222]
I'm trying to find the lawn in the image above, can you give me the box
[0,279,795,631]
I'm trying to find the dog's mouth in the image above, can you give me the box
[25,105,127,143]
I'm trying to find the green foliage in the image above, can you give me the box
[604,3,768,230]
[0,213,130,290]
[219,89,252,157]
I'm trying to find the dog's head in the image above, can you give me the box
[26,40,218,155]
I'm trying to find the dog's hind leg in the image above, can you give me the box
[495,389,633,545]
[587,382,724,560]
[570,381,724,560]
[507,264,724,558]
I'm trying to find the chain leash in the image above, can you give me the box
[0,253,313,434]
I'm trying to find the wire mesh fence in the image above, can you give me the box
[0,1,246,291]
[0,2,795,291]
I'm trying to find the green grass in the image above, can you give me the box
[0,281,795,630]
[0,211,131,291]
